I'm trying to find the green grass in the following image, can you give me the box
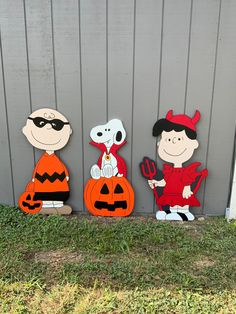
[0,205,236,313]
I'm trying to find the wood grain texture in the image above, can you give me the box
[159,0,192,116]
[80,0,107,196]
[185,0,220,214]
[203,0,236,215]
[131,0,163,213]
[0,36,14,205]
[0,0,34,204]
[52,0,84,211]
[107,0,134,181]
[24,0,56,162]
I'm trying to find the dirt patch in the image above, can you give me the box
[194,257,215,269]
[34,250,83,265]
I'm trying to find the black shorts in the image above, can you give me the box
[34,191,70,202]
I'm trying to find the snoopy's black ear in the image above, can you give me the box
[116,131,122,142]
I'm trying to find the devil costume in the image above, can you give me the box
[158,162,201,207]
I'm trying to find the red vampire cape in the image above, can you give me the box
[90,141,127,177]
[158,162,201,207]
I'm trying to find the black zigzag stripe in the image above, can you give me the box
[35,171,66,183]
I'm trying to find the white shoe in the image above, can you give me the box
[184,211,195,221]
[156,211,167,220]
[166,212,183,221]
[166,211,195,221]
[91,165,101,179]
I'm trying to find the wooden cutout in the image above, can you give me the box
[140,110,208,221]
[18,108,72,215]
[85,176,134,217]
[84,119,134,217]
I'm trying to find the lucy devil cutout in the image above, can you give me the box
[18,108,73,215]
[84,119,134,217]
[140,110,208,221]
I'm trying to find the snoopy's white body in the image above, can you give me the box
[90,119,126,179]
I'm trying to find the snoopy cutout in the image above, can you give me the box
[90,119,127,179]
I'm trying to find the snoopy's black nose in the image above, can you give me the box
[97,132,103,136]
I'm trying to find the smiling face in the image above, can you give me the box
[158,130,199,165]
[22,108,72,151]
[90,119,126,147]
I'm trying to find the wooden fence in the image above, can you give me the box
[0,0,236,215]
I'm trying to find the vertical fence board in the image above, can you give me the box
[0,40,14,205]
[52,0,84,211]
[25,0,56,162]
[25,0,55,109]
[204,0,236,215]
[131,0,163,213]
[107,0,134,181]
[185,0,220,214]
[159,0,192,116]
[80,0,107,194]
[0,0,34,204]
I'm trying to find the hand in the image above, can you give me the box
[32,178,35,182]
[182,185,193,199]
[148,180,159,189]
[66,176,69,181]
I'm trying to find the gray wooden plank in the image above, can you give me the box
[155,0,192,213]
[0,36,14,205]
[0,0,35,204]
[131,0,163,213]
[107,0,134,181]
[52,0,84,211]
[24,0,56,162]
[159,0,192,116]
[185,0,220,215]
[204,0,236,215]
[80,0,107,188]
[25,0,56,109]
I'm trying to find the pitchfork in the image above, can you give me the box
[140,157,163,211]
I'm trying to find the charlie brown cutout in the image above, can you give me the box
[19,108,72,215]
[141,110,208,221]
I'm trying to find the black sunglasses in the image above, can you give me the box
[28,117,69,131]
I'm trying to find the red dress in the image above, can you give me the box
[158,162,201,207]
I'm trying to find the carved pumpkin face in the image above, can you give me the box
[18,191,42,214]
[84,177,134,217]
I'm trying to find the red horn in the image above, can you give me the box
[191,110,201,125]
[166,110,173,120]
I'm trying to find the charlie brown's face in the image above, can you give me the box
[158,130,199,165]
[22,108,72,151]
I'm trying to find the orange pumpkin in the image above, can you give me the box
[84,176,134,217]
[18,191,42,214]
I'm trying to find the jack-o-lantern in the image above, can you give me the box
[18,191,42,214]
[84,176,134,217]
[18,182,42,214]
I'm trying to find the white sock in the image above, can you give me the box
[42,201,54,208]
[53,201,64,208]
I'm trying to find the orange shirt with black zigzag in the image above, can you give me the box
[32,153,69,193]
